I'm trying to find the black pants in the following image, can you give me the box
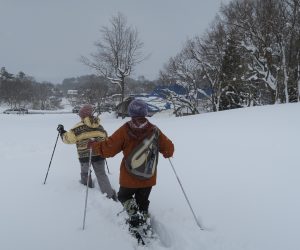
[118,186,152,212]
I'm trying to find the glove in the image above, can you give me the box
[162,151,173,158]
[57,124,66,135]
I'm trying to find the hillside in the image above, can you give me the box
[0,103,299,250]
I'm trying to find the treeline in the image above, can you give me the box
[61,75,158,97]
[159,0,300,112]
[0,67,62,110]
[0,67,158,110]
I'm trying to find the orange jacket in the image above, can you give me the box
[94,119,174,188]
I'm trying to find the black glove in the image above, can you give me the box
[57,124,66,135]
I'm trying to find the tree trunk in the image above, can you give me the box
[297,51,300,102]
[281,42,289,103]
[121,76,125,103]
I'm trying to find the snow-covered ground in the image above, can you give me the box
[0,103,299,250]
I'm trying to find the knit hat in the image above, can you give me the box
[128,99,148,117]
[79,104,93,119]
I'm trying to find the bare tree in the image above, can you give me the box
[186,20,228,111]
[31,82,54,110]
[159,50,202,114]
[78,78,109,107]
[81,12,146,103]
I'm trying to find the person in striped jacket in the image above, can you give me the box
[57,104,117,201]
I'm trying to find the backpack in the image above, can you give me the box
[125,128,159,180]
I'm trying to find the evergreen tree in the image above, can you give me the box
[219,34,244,110]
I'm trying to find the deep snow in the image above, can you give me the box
[0,103,299,250]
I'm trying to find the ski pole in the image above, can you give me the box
[82,148,93,230]
[168,158,204,230]
[43,132,60,184]
[105,159,111,174]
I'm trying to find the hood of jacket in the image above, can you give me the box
[81,116,101,128]
[127,117,155,140]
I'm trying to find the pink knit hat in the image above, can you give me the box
[79,104,93,119]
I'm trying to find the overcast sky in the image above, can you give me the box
[0,0,229,83]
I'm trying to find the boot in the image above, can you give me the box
[106,189,118,202]
[111,189,118,202]
[123,198,139,217]
[80,173,94,188]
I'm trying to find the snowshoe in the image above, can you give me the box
[129,226,146,245]
[107,189,118,202]
[127,212,157,245]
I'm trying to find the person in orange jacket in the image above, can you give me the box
[88,99,174,228]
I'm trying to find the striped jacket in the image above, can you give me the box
[62,116,107,161]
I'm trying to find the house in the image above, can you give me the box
[67,90,78,96]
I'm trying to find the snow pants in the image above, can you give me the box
[80,159,115,198]
[118,186,152,212]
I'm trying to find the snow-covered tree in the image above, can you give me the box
[159,49,202,115]
[159,0,300,111]
[186,20,228,111]
[0,67,13,80]
[221,0,300,104]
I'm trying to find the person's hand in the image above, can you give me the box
[87,140,99,150]
[162,151,173,158]
[57,124,66,135]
